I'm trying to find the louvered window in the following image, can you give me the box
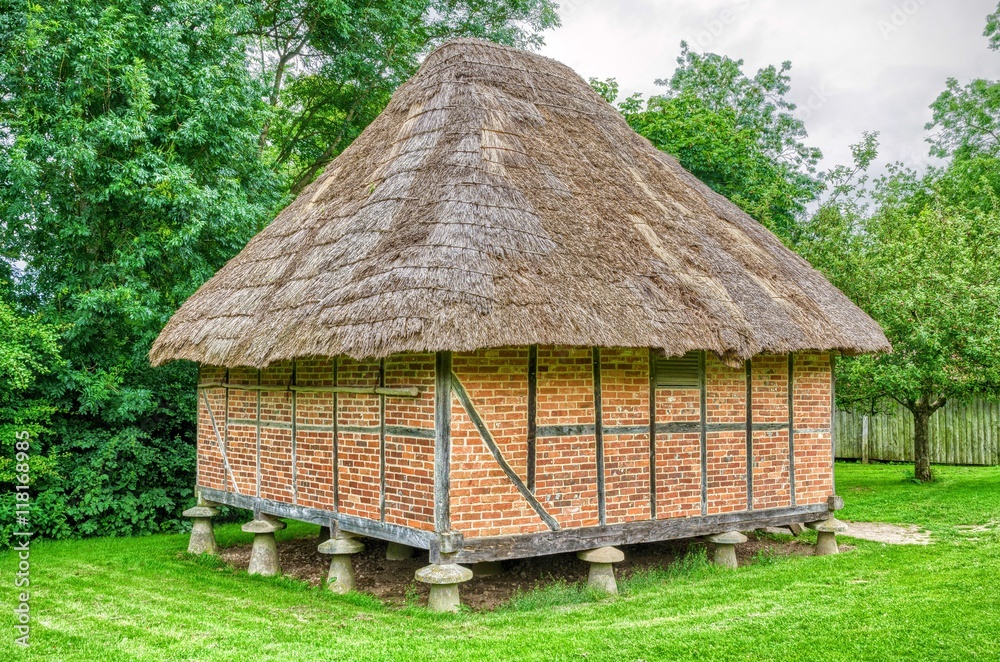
[654,352,701,389]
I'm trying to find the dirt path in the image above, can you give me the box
[842,521,932,545]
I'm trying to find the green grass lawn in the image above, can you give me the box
[3,463,999,661]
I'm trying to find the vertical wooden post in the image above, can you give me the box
[862,414,870,464]
[291,361,298,505]
[830,351,838,494]
[527,346,537,493]
[788,354,796,506]
[745,359,753,511]
[332,357,339,513]
[379,358,387,522]
[434,351,452,533]
[593,347,606,527]
[699,351,708,516]
[648,349,657,520]
[223,369,230,495]
[255,368,262,498]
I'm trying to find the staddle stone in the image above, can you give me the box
[706,531,748,545]
[416,563,474,613]
[318,537,365,556]
[241,514,286,534]
[806,518,848,534]
[182,506,219,519]
[576,546,625,564]
[415,563,474,586]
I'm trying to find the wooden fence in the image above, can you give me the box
[835,399,1000,466]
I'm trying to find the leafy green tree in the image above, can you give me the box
[799,138,1000,483]
[0,0,281,537]
[244,0,560,193]
[592,43,822,240]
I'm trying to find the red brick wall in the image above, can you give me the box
[751,355,792,510]
[197,366,227,491]
[705,354,748,515]
[295,358,336,510]
[793,352,834,505]
[449,349,548,537]
[601,348,651,524]
[535,347,600,529]
[654,375,702,519]
[384,353,436,531]
[259,362,294,503]
[226,367,258,497]
[336,358,381,521]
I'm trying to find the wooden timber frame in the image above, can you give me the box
[196,349,834,564]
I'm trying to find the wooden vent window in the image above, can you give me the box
[654,352,701,389]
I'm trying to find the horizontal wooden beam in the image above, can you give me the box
[198,487,435,550]
[448,503,830,563]
[198,382,421,398]
[536,422,793,438]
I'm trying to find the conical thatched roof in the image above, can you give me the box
[151,39,888,369]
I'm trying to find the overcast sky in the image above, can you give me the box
[539,0,998,178]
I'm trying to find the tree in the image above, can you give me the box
[0,0,282,537]
[592,43,822,241]
[799,142,1000,483]
[243,0,560,193]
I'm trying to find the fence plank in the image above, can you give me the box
[836,398,1000,466]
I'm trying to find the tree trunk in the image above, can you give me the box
[913,407,932,482]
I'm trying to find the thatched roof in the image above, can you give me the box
[151,39,888,369]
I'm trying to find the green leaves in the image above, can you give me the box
[0,0,278,540]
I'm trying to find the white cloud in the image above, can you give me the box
[541,0,998,175]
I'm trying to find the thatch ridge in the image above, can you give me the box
[150,38,889,368]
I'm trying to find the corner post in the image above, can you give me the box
[434,351,452,534]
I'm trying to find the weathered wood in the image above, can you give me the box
[527,345,537,493]
[830,352,837,493]
[198,487,435,549]
[451,503,830,563]
[255,369,262,498]
[198,382,421,398]
[451,372,560,531]
[378,358,386,522]
[745,359,753,510]
[699,350,708,516]
[201,389,238,493]
[332,358,339,513]
[787,354,796,506]
[291,361,298,505]
[434,352,452,533]
[536,421,786,438]
[835,397,1000,467]
[223,369,230,493]
[648,349,657,520]
[593,347,606,527]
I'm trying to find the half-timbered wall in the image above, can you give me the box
[195,347,834,543]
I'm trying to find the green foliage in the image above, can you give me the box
[803,152,1000,407]
[0,0,281,541]
[593,43,823,240]
[927,77,1000,159]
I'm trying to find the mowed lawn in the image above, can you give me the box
[2,463,999,661]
